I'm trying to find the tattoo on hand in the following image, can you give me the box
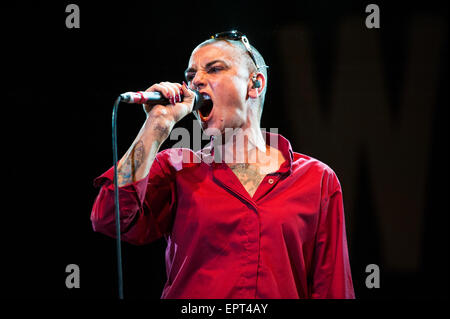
[117,140,145,186]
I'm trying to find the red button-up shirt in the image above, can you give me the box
[91,132,355,299]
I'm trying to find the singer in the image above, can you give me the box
[91,30,355,299]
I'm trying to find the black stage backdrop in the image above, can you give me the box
[1,0,448,305]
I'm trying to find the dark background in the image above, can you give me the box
[1,0,448,300]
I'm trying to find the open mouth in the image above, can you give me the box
[198,93,214,121]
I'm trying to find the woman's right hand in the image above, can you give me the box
[142,81,195,141]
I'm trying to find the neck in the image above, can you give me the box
[212,109,266,164]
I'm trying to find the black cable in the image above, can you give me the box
[112,96,124,299]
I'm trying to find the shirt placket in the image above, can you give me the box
[211,163,261,297]
[211,164,285,298]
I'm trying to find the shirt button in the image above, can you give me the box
[268,178,274,184]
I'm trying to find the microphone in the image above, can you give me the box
[119,90,204,111]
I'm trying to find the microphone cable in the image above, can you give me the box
[112,96,124,299]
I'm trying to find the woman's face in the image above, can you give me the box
[186,41,253,136]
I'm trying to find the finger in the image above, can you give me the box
[144,83,171,99]
[181,81,194,98]
[179,81,196,112]
[162,82,182,103]
[174,83,183,103]
[159,82,176,104]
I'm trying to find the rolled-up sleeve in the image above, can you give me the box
[91,150,176,245]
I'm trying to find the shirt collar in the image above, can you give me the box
[263,130,293,175]
[202,130,293,176]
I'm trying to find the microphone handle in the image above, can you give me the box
[120,91,203,111]
[119,91,168,105]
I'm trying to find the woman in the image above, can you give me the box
[91,30,355,299]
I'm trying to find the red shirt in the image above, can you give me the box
[91,132,355,299]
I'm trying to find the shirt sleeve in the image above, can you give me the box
[90,150,176,245]
[309,169,355,299]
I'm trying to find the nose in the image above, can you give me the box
[192,71,206,90]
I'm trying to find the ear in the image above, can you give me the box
[248,72,266,99]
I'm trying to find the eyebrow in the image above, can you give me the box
[184,59,228,75]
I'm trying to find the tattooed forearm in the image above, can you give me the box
[117,140,145,186]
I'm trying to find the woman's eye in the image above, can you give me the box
[208,66,222,73]
[185,73,195,82]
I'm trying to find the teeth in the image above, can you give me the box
[201,93,211,100]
